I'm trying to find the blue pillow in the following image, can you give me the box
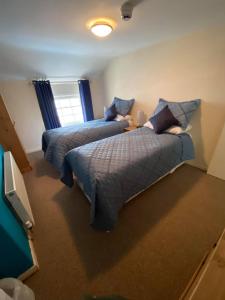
[150,105,180,134]
[104,104,117,121]
[113,97,135,116]
[153,98,201,129]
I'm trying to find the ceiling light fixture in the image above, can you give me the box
[91,23,113,37]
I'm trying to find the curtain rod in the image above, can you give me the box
[29,76,88,85]
[50,79,79,83]
[48,76,86,82]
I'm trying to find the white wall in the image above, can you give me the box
[90,73,106,119]
[103,26,225,170]
[0,78,105,153]
[0,80,45,153]
[207,123,225,180]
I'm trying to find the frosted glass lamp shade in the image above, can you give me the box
[91,24,113,37]
[136,110,146,127]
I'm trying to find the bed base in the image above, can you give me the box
[125,161,184,204]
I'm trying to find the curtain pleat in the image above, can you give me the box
[33,80,61,130]
[78,80,94,121]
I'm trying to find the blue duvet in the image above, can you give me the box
[61,127,195,230]
[42,119,129,172]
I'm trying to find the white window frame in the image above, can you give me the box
[51,81,84,127]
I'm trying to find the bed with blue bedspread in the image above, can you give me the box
[61,127,195,230]
[42,119,129,172]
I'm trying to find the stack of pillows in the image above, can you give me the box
[105,97,200,135]
[145,98,201,134]
[104,97,135,125]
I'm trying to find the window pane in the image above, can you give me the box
[62,107,71,115]
[51,81,84,127]
[71,98,81,106]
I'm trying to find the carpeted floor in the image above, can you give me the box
[24,152,225,300]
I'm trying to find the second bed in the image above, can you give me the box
[61,127,195,230]
[42,119,129,172]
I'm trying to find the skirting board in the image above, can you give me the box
[26,148,42,154]
[18,239,39,281]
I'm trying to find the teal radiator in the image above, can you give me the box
[0,145,33,278]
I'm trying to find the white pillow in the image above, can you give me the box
[114,114,134,126]
[165,124,192,134]
[114,114,132,121]
[124,115,132,121]
[144,121,153,129]
[144,121,192,134]
[114,114,125,121]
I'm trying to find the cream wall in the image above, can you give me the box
[103,26,225,170]
[207,123,225,180]
[0,80,45,153]
[0,79,104,153]
[90,73,106,119]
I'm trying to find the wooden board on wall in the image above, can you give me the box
[0,94,32,173]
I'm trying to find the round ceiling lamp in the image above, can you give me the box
[87,18,115,38]
[90,23,113,37]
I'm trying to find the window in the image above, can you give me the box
[51,81,84,127]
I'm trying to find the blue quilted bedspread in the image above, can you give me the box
[42,119,129,172]
[61,127,195,230]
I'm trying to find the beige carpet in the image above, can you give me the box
[24,152,225,300]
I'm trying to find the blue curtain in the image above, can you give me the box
[78,80,94,121]
[33,80,61,130]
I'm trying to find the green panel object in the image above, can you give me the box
[0,145,33,278]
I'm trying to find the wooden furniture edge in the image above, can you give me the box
[21,165,33,173]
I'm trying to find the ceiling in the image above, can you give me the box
[1,0,225,79]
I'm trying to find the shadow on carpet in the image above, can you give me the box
[53,165,202,279]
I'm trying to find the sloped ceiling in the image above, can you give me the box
[1,0,225,79]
